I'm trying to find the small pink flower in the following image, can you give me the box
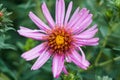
[18,0,99,78]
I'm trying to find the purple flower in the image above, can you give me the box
[18,0,99,78]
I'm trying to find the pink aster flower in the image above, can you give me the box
[18,0,99,78]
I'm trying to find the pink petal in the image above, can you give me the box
[73,28,98,39]
[29,11,51,31]
[68,49,90,69]
[77,43,99,46]
[67,7,80,28]
[63,66,68,75]
[56,0,65,26]
[83,24,97,33]
[65,55,72,63]
[78,47,90,66]
[31,51,51,70]
[68,7,80,23]
[17,26,47,40]
[60,0,65,26]
[64,1,73,26]
[70,8,91,32]
[42,2,55,28]
[75,38,99,46]
[73,8,89,26]
[56,0,61,26]
[55,0,59,25]
[21,43,47,61]
[70,8,88,29]
[19,27,46,33]
[19,26,31,30]
[52,54,64,78]
[78,38,99,43]
[73,14,93,34]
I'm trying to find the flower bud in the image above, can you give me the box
[0,12,3,17]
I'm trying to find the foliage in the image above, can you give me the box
[0,0,120,80]
[0,4,16,50]
[96,76,112,80]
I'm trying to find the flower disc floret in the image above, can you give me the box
[47,27,73,54]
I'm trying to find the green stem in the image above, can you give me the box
[94,23,118,68]
[94,36,108,65]
[94,23,119,67]
[94,24,117,65]
[80,56,120,72]
[98,56,120,67]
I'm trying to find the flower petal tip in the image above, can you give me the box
[42,2,45,6]
[29,11,32,14]
[19,26,24,29]
[31,65,41,70]
[31,67,38,70]
[21,53,26,58]
[29,11,34,17]
[21,54,31,61]
[70,1,73,4]
[21,54,28,61]
[17,30,20,33]
[17,30,23,35]
[94,24,98,27]
[53,74,60,79]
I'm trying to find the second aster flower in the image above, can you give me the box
[18,0,99,78]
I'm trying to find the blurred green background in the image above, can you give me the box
[0,0,120,80]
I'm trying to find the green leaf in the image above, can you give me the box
[0,59,17,80]
[0,73,10,80]
[6,12,12,16]
[0,43,16,50]
[103,48,112,58]
[96,76,112,80]
[4,27,16,32]
[0,36,16,50]
[0,4,3,8]
[100,26,108,37]
[113,46,120,51]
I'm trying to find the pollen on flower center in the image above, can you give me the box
[47,27,73,54]
[55,35,64,45]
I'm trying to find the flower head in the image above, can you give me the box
[18,0,99,78]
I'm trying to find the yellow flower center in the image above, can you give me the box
[55,35,64,45]
[47,27,73,54]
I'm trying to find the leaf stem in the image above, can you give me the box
[98,56,120,67]
[94,24,118,66]
[80,56,120,72]
[94,36,108,65]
